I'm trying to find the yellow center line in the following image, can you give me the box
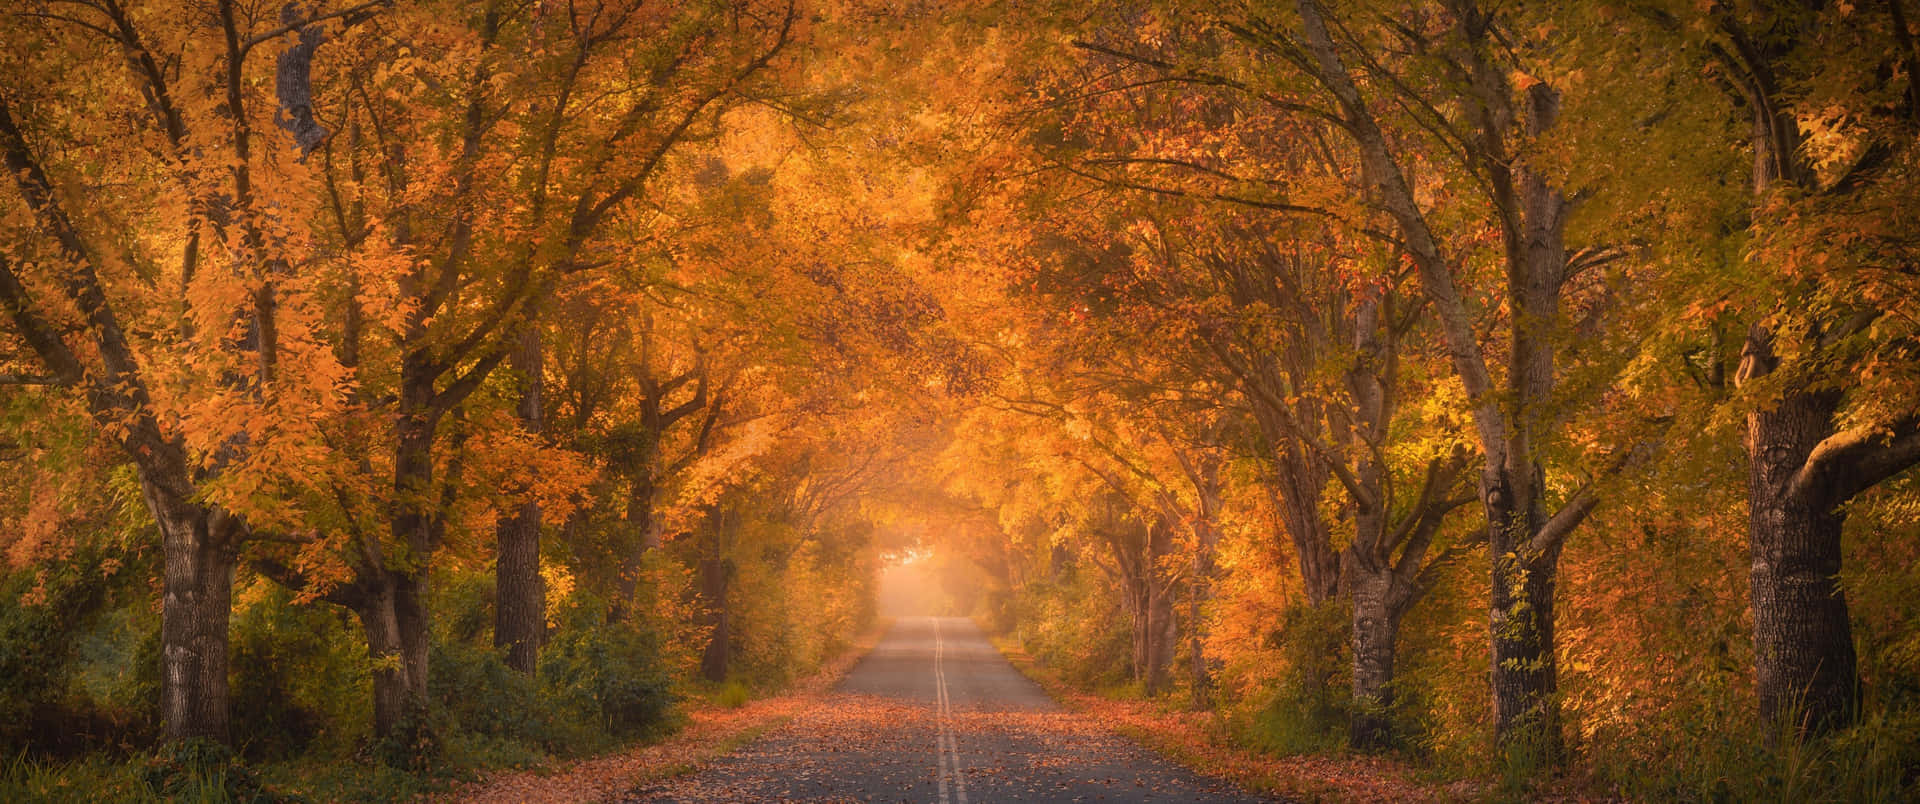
[933,617,968,804]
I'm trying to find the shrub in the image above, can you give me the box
[541,598,677,742]
[141,737,284,803]
[0,548,154,757]
[715,681,751,709]
[229,584,361,760]
[1238,600,1348,757]
[428,637,550,745]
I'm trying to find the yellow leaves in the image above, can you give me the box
[542,562,575,630]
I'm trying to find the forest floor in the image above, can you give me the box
[425,624,889,804]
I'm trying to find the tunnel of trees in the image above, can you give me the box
[1,0,1917,800]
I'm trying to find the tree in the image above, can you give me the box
[247,0,803,741]
[1008,27,1486,744]
[0,0,388,744]
[1662,0,1920,736]
[1274,0,1641,758]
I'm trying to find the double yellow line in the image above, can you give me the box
[933,618,970,804]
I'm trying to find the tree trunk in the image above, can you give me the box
[1146,588,1174,696]
[380,374,443,751]
[356,570,432,742]
[1189,516,1216,711]
[495,499,543,673]
[1723,25,1864,737]
[699,507,731,683]
[1261,436,1341,604]
[1745,335,1857,735]
[1128,573,1149,684]
[495,328,545,674]
[699,555,729,683]
[1348,568,1401,751]
[609,468,658,623]
[1486,472,1563,762]
[144,481,238,744]
[1144,518,1175,696]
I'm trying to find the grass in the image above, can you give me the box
[712,681,752,709]
[3,753,160,803]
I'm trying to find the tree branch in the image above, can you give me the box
[1795,416,1920,508]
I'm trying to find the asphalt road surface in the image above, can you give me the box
[630,616,1271,803]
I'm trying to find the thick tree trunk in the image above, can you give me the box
[144,481,238,744]
[1490,551,1562,757]
[357,570,432,741]
[495,499,543,673]
[1348,569,1401,751]
[1745,336,1856,734]
[1486,471,1563,761]
[495,328,545,673]
[1725,30,1866,737]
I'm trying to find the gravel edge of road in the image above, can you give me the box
[425,619,894,804]
[982,628,1474,804]
[978,632,1314,803]
[603,619,897,800]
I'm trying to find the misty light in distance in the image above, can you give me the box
[876,548,955,618]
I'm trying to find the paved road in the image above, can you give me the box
[631,617,1270,803]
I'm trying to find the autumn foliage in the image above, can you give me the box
[1,0,1919,801]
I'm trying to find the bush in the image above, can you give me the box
[1581,693,1920,804]
[1,753,156,803]
[418,570,559,762]
[1239,600,1348,757]
[0,548,155,757]
[715,681,751,709]
[229,584,363,760]
[141,738,284,803]
[428,637,550,745]
[541,600,677,742]
[1013,571,1134,690]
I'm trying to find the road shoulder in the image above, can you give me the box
[987,634,1474,804]
[428,622,889,804]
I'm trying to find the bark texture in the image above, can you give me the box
[1740,330,1859,733]
[1708,3,1920,737]
[2,99,249,745]
[1143,515,1176,696]
[1187,468,1221,711]
[1294,0,1589,760]
[495,327,546,674]
[1347,570,1401,750]
[354,572,432,744]
[149,489,240,744]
